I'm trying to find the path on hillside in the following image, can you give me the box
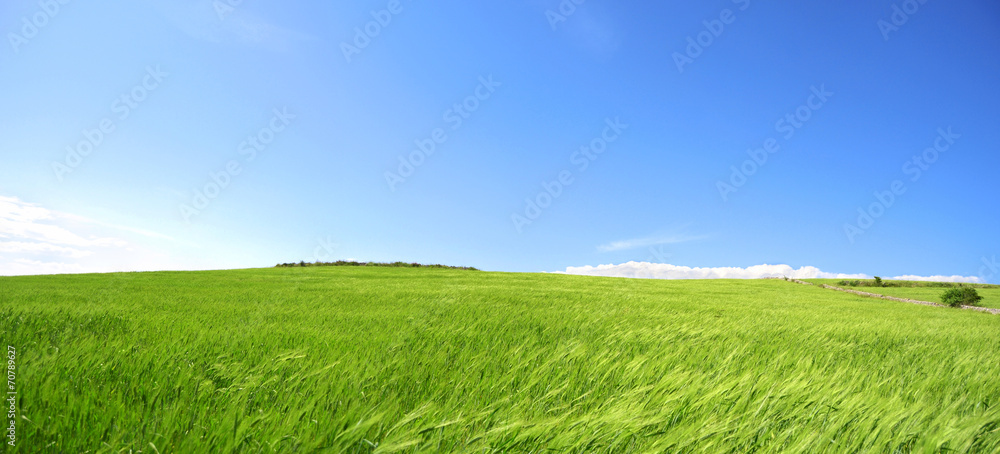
[781,278,1000,315]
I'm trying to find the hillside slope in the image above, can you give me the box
[2,268,998,452]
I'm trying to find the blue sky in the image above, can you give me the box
[1,0,998,282]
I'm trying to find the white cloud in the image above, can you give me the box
[554,261,982,283]
[0,196,124,248]
[597,233,707,252]
[889,275,983,284]
[0,241,92,258]
[0,196,181,276]
[79,217,177,242]
[0,259,91,276]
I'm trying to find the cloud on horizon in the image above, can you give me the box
[890,274,982,284]
[3,195,985,283]
[555,261,983,283]
[0,196,178,276]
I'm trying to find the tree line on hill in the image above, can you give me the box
[274,260,479,270]
[837,277,996,289]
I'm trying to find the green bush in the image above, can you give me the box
[941,288,983,307]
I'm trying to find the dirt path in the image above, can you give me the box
[782,278,1000,315]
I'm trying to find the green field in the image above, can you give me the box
[2,268,999,452]
[804,279,1000,309]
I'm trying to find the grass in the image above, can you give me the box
[805,279,1000,309]
[2,268,999,452]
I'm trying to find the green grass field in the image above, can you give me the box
[804,279,1000,309]
[2,268,999,452]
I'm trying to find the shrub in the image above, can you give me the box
[873,276,884,287]
[941,288,983,307]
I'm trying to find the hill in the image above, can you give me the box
[2,267,998,452]
[804,278,1000,310]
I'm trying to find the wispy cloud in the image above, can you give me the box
[890,275,982,284]
[542,0,620,58]
[0,196,125,248]
[0,241,92,258]
[150,0,311,51]
[597,233,707,252]
[0,196,178,276]
[555,261,983,283]
[1,258,90,276]
[80,217,177,242]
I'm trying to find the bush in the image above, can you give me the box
[941,288,983,307]
[873,276,884,287]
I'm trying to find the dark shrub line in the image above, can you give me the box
[835,278,996,289]
[275,260,479,271]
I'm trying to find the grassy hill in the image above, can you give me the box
[2,268,999,452]
[804,279,1000,309]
